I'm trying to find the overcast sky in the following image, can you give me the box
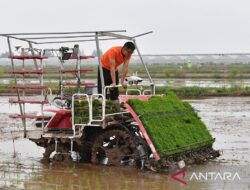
[1,0,250,54]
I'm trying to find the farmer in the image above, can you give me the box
[97,42,135,102]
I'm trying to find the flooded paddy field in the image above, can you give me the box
[0,96,250,189]
[1,78,250,88]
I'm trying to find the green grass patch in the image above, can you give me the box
[154,86,250,97]
[128,92,214,156]
[0,82,249,98]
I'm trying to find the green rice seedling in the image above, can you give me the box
[74,100,89,124]
[78,179,83,190]
[74,99,116,123]
[95,175,101,190]
[67,177,73,190]
[128,92,214,157]
[86,176,91,190]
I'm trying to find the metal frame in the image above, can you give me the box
[126,89,142,96]
[90,94,105,122]
[6,37,26,136]
[103,85,129,116]
[0,30,154,97]
[1,30,155,136]
[72,93,90,136]
[1,30,161,160]
[142,89,153,95]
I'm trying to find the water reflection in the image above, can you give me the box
[1,97,250,189]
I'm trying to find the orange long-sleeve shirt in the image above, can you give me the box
[101,46,131,71]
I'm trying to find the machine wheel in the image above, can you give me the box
[76,141,93,162]
[91,129,139,166]
[42,143,71,162]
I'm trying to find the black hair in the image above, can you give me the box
[123,41,135,51]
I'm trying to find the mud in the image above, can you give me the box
[0,96,250,189]
[188,97,250,165]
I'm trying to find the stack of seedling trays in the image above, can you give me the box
[74,99,116,123]
[128,93,219,165]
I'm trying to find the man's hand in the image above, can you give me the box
[121,82,127,89]
[110,82,116,90]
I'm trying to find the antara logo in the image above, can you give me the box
[171,168,187,185]
[171,169,241,185]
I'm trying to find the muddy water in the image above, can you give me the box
[188,97,250,166]
[0,96,250,189]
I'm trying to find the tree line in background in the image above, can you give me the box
[0,52,9,58]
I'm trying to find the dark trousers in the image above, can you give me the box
[97,67,119,100]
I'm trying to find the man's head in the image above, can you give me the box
[122,41,135,56]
